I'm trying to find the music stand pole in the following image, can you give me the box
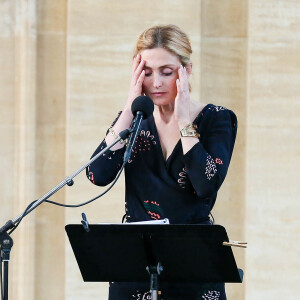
[0,231,13,300]
[147,262,163,300]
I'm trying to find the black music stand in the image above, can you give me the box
[65,224,243,299]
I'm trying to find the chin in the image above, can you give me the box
[152,99,171,107]
[151,96,173,106]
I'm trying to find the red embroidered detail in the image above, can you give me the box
[215,158,223,165]
[88,171,95,184]
[144,200,162,220]
[147,211,161,220]
[127,132,156,164]
[177,167,188,188]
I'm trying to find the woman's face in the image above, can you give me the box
[140,48,181,107]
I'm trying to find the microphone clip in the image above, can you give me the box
[81,212,90,232]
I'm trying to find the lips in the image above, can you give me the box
[152,92,166,97]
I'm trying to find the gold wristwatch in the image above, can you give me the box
[180,123,200,138]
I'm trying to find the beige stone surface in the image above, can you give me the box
[1,0,300,300]
[68,0,201,36]
[4,0,38,299]
[249,0,300,39]
[32,1,68,299]
[201,36,247,300]
[0,36,15,215]
[202,0,247,37]
[201,38,247,107]
[246,1,300,299]
[36,0,68,33]
[247,44,300,300]
[34,33,67,300]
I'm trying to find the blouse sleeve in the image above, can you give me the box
[183,108,237,198]
[86,112,125,186]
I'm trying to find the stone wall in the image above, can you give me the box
[0,1,299,299]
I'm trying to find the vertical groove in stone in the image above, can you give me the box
[34,0,67,299]
[11,0,37,300]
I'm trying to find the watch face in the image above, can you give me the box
[180,124,199,138]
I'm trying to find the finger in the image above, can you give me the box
[137,70,145,86]
[135,58,145,75]
[176,78,181,95]
[133,59,146,83]
[178,65,185,82]
[179,66,188,92]
[182,67,189,91]
[178,66,185,91]
[132,54,142,74]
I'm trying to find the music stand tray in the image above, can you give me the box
[65,224,243,284]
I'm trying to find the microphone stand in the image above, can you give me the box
[123,111,143,162]
[0,129,131,300]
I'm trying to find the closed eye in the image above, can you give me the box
[162,67,173,76]
[144,69,174,77]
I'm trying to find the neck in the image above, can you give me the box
[154,103,175,123]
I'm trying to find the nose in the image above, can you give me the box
[153,74,162,88]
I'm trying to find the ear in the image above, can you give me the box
[185,62,192,78]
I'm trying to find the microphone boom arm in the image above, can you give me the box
[0,128,131,235]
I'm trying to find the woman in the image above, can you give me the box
[87,25,237,300]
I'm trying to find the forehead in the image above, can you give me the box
[140,48,180,68]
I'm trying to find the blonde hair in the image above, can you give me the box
[134,25,192,66]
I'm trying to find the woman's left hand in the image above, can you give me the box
[174,65,192,129]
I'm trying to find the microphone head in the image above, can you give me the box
[131,96,154,119]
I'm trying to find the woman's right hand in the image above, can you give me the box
[126,53,146,110]
[105,55,145,150]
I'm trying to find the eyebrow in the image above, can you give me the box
[144,64,177,69]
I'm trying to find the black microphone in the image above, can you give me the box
[123,96,154,162]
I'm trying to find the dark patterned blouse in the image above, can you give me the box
[86,104,237,300]
[87,104,237,224]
